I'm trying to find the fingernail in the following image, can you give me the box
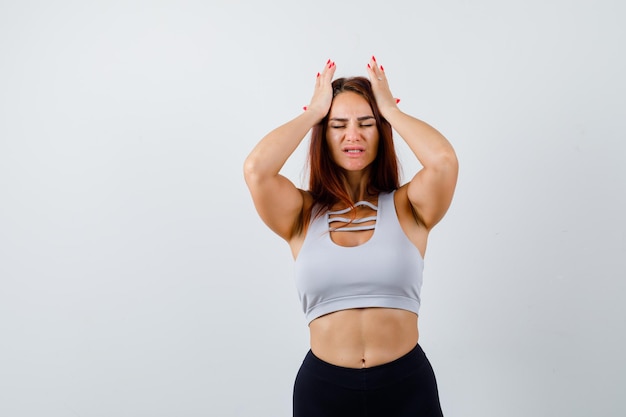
[380,65,384,71]
[367,63,371,69]
[303,106,308,111]
[317,72,320,77]
[395,98,401,104]
[326,59,330,64]
[372,55,377,62]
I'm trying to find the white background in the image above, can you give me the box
[1,1,624,416]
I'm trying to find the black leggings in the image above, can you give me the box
[293,344,443,417]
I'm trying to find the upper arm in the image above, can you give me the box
[406,153,459,230]
[244,170,308,242]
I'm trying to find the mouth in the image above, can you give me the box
[343,147,365,154]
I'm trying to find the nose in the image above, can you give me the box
[345,123,361,141]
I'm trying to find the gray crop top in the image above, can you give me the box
[294,191,424,323]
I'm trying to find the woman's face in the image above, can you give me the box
[325,91,379,172]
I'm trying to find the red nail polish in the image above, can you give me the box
[372,55,377,62]
[395,98,401,104]
[317,72,320,77]
[380,65,384,71]
[367,63,371,68]
[326,59,330,64]
[303,106,308,111]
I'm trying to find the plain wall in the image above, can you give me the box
[1,0,624,416]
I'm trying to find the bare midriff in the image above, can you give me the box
[309,307,419,369]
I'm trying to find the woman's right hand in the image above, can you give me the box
[305,59,336,123]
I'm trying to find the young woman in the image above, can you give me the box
[244,56,458,416]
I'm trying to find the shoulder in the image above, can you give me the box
[391,185,408,209]
[393,184,429,256]
[393,184,425,227]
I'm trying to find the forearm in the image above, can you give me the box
[245,60,336,182]
[382,107,456,168]
[244,110,322,181]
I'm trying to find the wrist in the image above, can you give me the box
[379,105,402,122]
[303,105,328,124]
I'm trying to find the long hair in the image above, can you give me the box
[305,76,400,222]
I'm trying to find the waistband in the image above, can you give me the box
[300,343,429,390]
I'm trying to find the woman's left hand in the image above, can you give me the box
[366,56,399,117]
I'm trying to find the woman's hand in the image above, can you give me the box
[305,59,336,123]
[366,56,399,118]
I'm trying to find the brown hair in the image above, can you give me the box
[301,76,400,228]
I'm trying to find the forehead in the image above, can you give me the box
[328,92,372,118]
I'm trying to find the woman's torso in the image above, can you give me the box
[290,185,429,368]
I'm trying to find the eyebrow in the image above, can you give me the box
[329,116,375,122]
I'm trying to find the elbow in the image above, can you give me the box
[243,154,260,185]
[432,147,459,174]
[243,152,272,187]
[445,148,459,171]
[442,152,459,179]
[427,150,459,186]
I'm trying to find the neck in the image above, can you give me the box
[342,171,374,202]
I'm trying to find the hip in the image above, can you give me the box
[293,343,443,417]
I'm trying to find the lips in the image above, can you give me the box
[343,146,365,154]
